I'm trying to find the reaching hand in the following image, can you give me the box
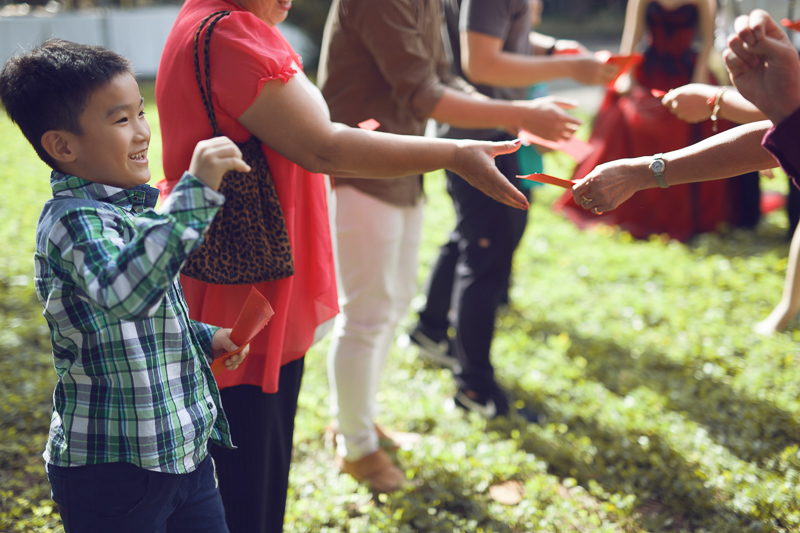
[211,328,250,371]
[189,136,251,191]
[570,56,621,86]
[661,83,716,123]
[449,139,530,211]
[570,156,652,215]
[513,96,581,142]
[724,9,800,124]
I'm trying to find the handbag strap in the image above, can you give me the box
[193,10,230,137]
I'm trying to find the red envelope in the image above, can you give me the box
[518,130,594,163]
[211,287,274,376]
[517,173,574,189]
[358,118,380,130]
[595,51,643,84]
[782,18,800,31]
[651,89,667,98]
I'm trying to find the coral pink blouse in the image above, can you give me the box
[156,0,338,393]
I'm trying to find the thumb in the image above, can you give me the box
[493,138,523,156]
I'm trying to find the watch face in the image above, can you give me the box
[651,159,665,173]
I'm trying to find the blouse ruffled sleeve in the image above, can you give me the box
[208,12,298,120]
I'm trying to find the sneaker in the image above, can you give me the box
[402,323,459,369]
[454,387,540,423]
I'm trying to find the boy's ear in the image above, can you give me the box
[41,131,78,164]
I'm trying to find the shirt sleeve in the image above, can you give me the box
[350,0,446,122]
[762,108,800,190]
[208,12,299,120]
[460,0,514,40]
[48,174,224,322]
[190,319,219,362]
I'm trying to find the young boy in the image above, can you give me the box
[0,39,251,532]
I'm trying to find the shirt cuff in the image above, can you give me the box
[762,107,800,190]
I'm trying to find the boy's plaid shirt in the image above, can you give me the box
[35,171,233,474]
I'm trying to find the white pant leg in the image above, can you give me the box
[327,186,423,461]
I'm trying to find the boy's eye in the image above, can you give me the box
[115,116,128,124]
[139,110,146,117]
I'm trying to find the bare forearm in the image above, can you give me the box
[464,51,574,88]
[663,120,777,185]
[429,87,518,130]
[312,125,458,178]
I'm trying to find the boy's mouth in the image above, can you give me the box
[130,149,148,162]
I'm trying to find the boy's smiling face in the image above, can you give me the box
[64,72,151,188]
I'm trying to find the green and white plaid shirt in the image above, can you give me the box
[35,171,233,474]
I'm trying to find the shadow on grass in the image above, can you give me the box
[521,319,800,469]
[384,468,514,532]
[493,387,763,530]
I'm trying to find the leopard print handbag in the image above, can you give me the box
[181,10,294,285]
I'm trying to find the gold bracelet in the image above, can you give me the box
[710,86,728,133]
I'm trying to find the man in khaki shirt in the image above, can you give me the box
[318,0,580,493]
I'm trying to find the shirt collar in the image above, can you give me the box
[50,170,160,210]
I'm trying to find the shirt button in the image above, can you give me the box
[207,401,214,410]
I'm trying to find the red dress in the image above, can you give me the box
[554,2,738,242]
[155,0,338,393]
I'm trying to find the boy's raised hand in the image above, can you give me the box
[211,328,250,370]
[189,136,251,191]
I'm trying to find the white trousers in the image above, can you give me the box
[326,185,423,461]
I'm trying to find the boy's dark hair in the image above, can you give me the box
[0,39,134,170]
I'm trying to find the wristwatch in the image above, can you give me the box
[649,153,668,188]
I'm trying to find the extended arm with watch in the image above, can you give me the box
[649,153,668,188]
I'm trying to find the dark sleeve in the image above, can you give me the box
[460,0,513,39]
[762,107,800,190]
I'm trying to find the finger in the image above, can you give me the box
[548,97,580,109]
[224,157,252,173]
[727,34,761,68]
[491,138,523,157]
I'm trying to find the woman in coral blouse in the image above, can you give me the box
[155,0,529,530]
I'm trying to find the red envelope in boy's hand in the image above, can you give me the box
[211,287,274,376]
[782,18,800,31]
[517,173,575,189]
[651,89,667,98]
[358,118,380,130]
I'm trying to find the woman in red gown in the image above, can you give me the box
[555,0,751,242]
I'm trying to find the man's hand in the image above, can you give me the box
[512,96,581,142]
[189,136,251,191]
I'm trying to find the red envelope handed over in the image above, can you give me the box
[517,173,574,189]
[782,18,800,31]
[211,287,274,376]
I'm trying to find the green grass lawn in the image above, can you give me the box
[2,81,800,532]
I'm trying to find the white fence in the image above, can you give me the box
[0,7,316,78]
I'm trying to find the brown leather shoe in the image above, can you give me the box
[325,423,422,452]
[336,449,406,493]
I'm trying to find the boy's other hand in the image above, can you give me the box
[189,137,251,191]
[211,328,250,370]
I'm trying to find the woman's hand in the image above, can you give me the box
[449,139,530,211]
[211,328,250,370]
[661,83,716,123]
[511,96,581,142]
[570,156,653,214]
[189,136,251,191]
[724,9,800,124]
